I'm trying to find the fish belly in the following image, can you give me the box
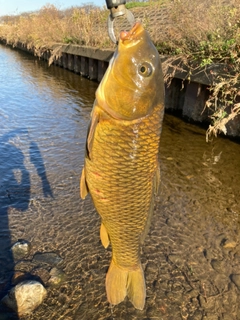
[86,111,161,262]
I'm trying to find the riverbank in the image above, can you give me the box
[0,1,239,139]
[1,38,239,139]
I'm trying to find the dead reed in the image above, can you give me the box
[0,4,112,50]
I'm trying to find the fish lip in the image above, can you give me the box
[119,22,143,43]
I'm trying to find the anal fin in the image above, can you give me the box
[100,222,110,248]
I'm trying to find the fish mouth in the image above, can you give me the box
[119,22,144,46]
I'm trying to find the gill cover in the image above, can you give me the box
[96,23,163,121]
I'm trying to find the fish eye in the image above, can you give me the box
[138,62,153,77]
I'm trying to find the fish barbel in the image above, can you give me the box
[80,22,165,310]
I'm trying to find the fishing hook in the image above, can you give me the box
[105,0,135,44]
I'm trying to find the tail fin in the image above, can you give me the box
[127,264,146,310]
[106,260,146,310]
[106,260,128,306]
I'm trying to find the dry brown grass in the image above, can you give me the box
[159,0,240,140]
[1,1,238,54]
[0,4,112,50]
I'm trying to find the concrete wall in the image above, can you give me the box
[1,40,239,137]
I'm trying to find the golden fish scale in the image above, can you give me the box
[85,106,163,269]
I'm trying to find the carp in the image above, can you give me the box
[80,22,164,310]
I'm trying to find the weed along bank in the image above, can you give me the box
[0,1,239,138]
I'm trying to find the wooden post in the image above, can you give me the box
[74,55,80,74]
[68,54,74,71]
[80,56,89,77]
[89,58,98,80]
[62,53,68,69]
[97,60,108,82]
[57,55,63,67]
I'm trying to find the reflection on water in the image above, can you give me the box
[0,44,240,319]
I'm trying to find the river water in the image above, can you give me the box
[0,45,240,320]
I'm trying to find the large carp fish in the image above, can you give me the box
[80,22,164,310]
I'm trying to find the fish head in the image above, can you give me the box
[96,22,164,121]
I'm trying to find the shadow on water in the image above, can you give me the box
[0,129,53,318]
[29,142,53,198]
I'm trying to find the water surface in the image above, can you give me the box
[0,45,240,319]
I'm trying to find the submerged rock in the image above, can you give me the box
[32,252,63,266]
[14,260,36,273]
[222,239,237,249]
[48,267,66,287]
[31,267,51,285]
[210,259,229,274]
[11,239,31,260]
[11,271,26,285]
[231,274,240,290]
[1,280,47,316]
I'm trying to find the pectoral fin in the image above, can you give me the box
[86,105,100,160]
[100,222,110,248]
[80,167,88,199]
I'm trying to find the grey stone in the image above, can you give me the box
[48,267,66,287]
[31,267,51,285]
[210,259,229,274]
[32,252,63,266]
[234,251,240,259]
[1,280,47,316]
[230,274,240,290]
[168,254,184,266]
[11,239,31,260]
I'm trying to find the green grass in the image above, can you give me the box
[126,2,150,9]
